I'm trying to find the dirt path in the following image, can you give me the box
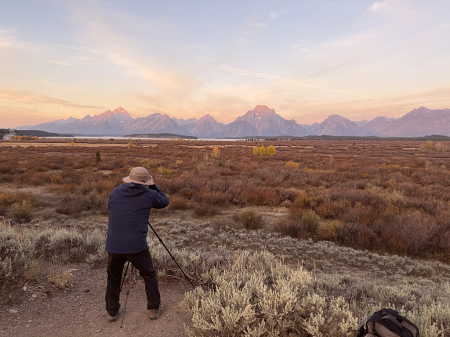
[0,264,192,337]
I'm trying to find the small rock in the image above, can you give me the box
[80,313,85,317]
[8,309,18,314]
[32,294,37,298]
[96,329,101,333]
[84,289,90,293]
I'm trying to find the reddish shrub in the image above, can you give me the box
[390,212,438,256]
[169,196,189,210]
[247,187,281,206]
[202,191,233,206]
[337,222,377,250]
[192,202,220,217]
[273,216,308,239]
[315,201,336,219]
[56,192,108,216]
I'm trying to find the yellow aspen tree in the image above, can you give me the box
[253,146,259,155]
[259,146,266,155]
[127,141,133,151]
[212,146,220,158]
[267,145,276,155]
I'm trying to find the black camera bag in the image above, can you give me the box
[357,308,419,337]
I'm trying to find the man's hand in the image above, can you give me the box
[148,175,156,189]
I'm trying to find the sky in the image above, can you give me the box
[1,0,450,128]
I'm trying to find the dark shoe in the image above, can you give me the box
[148,303,164,320]
[108,312,119,322]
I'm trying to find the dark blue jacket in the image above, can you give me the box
[106,183,169,254]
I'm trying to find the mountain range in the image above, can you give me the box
[17,105,450,137]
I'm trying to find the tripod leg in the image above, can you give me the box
[148,221,195,290]
[120,265,133,329]
[120,261,130,291]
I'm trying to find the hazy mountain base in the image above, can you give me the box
[18,105,450,137]
[1,220,449,336]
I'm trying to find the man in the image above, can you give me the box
[105,166,169,321]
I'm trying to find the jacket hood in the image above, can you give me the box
[118,183,148,197]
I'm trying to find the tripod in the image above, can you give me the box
[118,221,195,328]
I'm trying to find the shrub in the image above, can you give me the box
[419,140,434,151]
[176,160,183,166]
[0,223,34,302]
[434,142,448,152]
[10,200,33,223]
[295,191,310,206]
[55,191,107,216]
[337,222,378,251]
[238,208,264,230]
[315,201,336,218]
[267,145,276,155]
[0,192,38,207]
[169,196,189,210]
[252,146,259,155]
[1,223,106,302]
[273,216,308,239]
[50,174,63,184]
[157,166,172,176]
[302,210,321,233]
[212,146,220,158]
[285,161,300,168]
[141,158,157,168]
[193,202,220,217]
[316,220,343,241]
[247,187,281,206]
[201,191,232,206]
[182,251,358,337]
[289,191,310,217]
[259,146,266,155]
[390,212,438,256]
[48,269,73,290]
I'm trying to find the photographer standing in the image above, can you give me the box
[105,167,169,322]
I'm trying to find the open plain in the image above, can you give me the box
[1,138,450,336]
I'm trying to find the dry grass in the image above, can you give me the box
[48,269,74,290]
[23,260,41,282]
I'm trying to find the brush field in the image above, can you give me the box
[1,138,450,336]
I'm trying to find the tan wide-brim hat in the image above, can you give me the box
[123,167,154,185]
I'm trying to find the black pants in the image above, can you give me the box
[105,249,160,316]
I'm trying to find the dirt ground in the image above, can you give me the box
[0,263,193,337]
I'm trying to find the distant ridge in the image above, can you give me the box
[123,133,198,139]
[0,129,74,139]
[17,130,74,137]
[16,105,450,137]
